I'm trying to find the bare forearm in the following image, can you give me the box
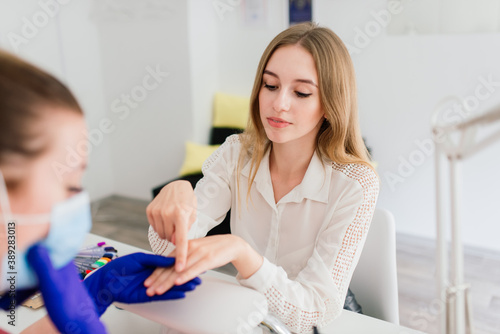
[232,235,263,279]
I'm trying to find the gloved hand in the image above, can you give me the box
[82,252,201,316]
[27,244,107,334]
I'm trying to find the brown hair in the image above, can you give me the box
[0,49,83,167]
[238,22,374,202]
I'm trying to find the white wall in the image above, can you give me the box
[0,0,114,201]
[187,0,219,144]
[91,0,193,200]
[0,0,219,201]
[216,0,288,96]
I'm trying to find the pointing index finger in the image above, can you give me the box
[174,211,189,272]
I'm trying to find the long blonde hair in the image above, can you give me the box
[237,22,373,202]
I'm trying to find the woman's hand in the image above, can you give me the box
[144,235,264,296]
[146,180,197,271]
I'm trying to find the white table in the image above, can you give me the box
[1,234,425,334]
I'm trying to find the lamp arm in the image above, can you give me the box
[432,99,500,159]
[435,105,500,136]
[456,106,500,131]
[460,127,500,159]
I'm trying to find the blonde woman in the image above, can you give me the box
[146,22,379,333]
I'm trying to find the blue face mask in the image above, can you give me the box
[0,171,92,293]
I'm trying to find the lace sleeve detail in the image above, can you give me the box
[148,225,174,256]
[195,134,239,220]
[199,134,240,177]
[330,163,379,296]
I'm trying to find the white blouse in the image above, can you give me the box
[148,134,379,333]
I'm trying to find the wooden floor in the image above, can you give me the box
[90,195,500,334]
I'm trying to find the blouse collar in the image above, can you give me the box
[241,146,331,207]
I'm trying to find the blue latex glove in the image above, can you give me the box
[83,252,201,316]
[26,244,107,334]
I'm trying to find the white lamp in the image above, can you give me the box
[432,96,500,334]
